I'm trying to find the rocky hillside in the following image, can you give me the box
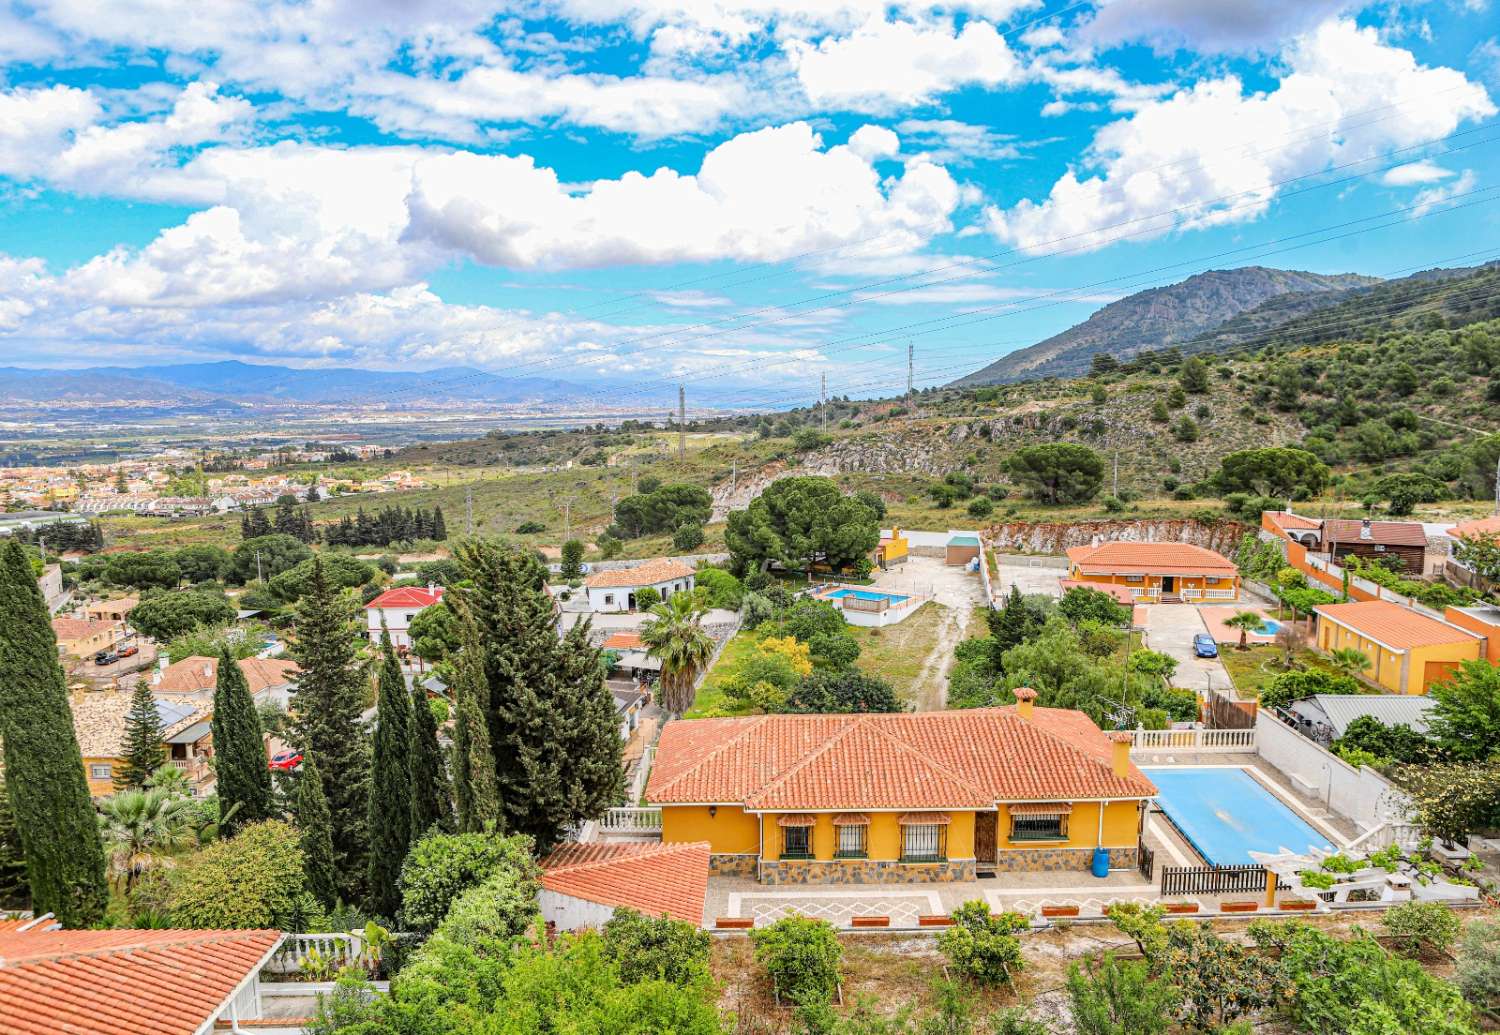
[951,266,1378,385]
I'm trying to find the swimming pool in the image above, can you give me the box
[1143,766,1333,866]
[1257,618,1283,637]
[827,588,910,604]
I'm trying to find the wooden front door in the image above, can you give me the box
[974,811,998,865]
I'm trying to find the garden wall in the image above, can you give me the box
[1255,712,1412,835]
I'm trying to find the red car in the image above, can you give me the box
[117,644,139,659]
[269,750,303,771]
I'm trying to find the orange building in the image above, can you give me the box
[1313,600,1484,695]
[1065,542,1239,603]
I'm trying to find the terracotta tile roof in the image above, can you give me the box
[646,709,1156,810]
[365,586,444,610]
[0,927,281,1035]
[1267,510,1321,530]
[70,691,206,759]
[1059,579,1135,603]
[540,841,710,924]
[586,559,694,589]
[155,656,299,696]
[601,631,645,650]
[1065,542,1237,577]
[1448,516,1500,539]
[1321,519,1428,548]
[1314,600,1481,650]
[49,617,117,643]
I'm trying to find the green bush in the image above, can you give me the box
[428,862,541,953]
[693,567,743,611]
[750,915,842,1004]
[967,496,994,518]
[1456,918,1500,1014]
[634,586,661,610]
[1382,901,1462,958]
[168,820,308,929]
[515,520,546,534]
[1067,954,1180,1035]
[601,908,712,986]
[1259,668,1361,709]
[398,831,535,934]
[937,900,1027,985]
[672,523,706,552]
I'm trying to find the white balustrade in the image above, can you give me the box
[600,807,663,834]
[1126,728,1257,752]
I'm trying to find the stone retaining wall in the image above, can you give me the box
[985,846,1137,872]
[709,854,758,878]
[757,858,977,885]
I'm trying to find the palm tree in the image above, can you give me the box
[1223,611,1265,651]
[97,787,196,890]
[1329,647,1371,679]
[641,592,715,717]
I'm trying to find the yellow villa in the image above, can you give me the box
[644,692,1156,884]
[1313,599,1485,695]
[1065,542,1240,602]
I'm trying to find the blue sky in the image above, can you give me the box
[1,0,1497,408]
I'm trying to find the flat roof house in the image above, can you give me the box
[645,694,1156,884]
[1313,600,1484,695]
[585,559,695,613]
[1065,542,1239,603]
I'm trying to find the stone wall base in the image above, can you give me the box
[709,854,758,878]
[758,858,977,885]
[983,846,1137,873]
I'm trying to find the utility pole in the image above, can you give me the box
[678,385,686,460]
[1112,451,1119,498]
[820,373,827,433]
[563,496,575,540]
[255,549,262,584]
[906,342,914,413]
[465,484,474,536]
[731,459,736,495]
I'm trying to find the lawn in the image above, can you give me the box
[846,603,947,706]
[683,630,761,718]
[1220,645,1333,700]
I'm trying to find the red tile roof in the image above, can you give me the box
[646,708,1156,810]
[1065,542,1237,577]
[1321,519,1428,548]
[155,656,299,696]
[541,841,710,924]
[0,927,281,1035]
[586,559,694,589]
[1448,516,1500,540]
[601,631,645,650]
[1314,600,1481,650]
[1266,511,1321,531]
[49,617,117,642]
[365,586,444,610]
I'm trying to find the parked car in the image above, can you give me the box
[1192,633,1219,658]
[269,750,303,771]
[94,650,118,666]
[116,644,139,659]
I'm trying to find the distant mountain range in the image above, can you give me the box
[950,262,1500,386]
[0,361,615,406]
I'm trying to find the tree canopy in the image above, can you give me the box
[1004,444,1104,504]
[724,476,880,573]
[611,483,712,539]
[1213,447,1330,498]
[127,590,237,641]
[229,533,314,584]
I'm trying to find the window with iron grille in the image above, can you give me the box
[782,825,811,859]
[835,824,866,858]
[1009,815,1068,841]
[901,824,945,862]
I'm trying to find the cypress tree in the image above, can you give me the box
[985,585,1037,671]
[211,647,272,836]
[0,539,107,926]
[451,606,499,833]
[0,774,28,911]
[287,556,372,903]
[296,752,338,908]
[453,539,623,851]
[409,678,452,837]
[115,678,166,790]
[366,629,414,919]
[431,506,447,541]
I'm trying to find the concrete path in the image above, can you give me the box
[1143,604,1231,694]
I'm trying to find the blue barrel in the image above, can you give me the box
[1091,848,1110,878]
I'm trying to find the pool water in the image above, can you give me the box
[1143,766,1333,866]
[1256,618,1283,636]
[828,588,910,604]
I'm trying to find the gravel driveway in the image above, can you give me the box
[1143,604,1232,694]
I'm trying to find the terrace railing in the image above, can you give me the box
[600,807,663,835]
[1161,864,1288,897]
[266,933,362,976]
[1127,728,1257,752]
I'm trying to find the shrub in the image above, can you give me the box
[1259,668,1360,709]
[967,496,995,518]
[693,566,743,611]
[750,915,842,1004]
[634,587,661,610]
[672,523,705,552]
[515,520,545,534]
[429,862,541,953]
[937,900,1026,985]
[168,820,307,929]
[398,831,535,934]
[1383,901,1463,958]
[601,908,711,986]
[1067,954,1180,1035]
[1456,919,1500,1012]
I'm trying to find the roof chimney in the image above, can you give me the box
[1360,518,1372,540]
[1107,731,1132,778]
[1013,687,1036,720]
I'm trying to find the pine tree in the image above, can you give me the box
[296,753,338,908]
[211,647,272,836]
[287,556,372,902]
[115,678,165,790]
[409,678,452,837]
[431,506,447,541]
[453,539,623,851]
[366,629,414,919]
[451,606,499,833]
[985,585,1037,672]
[0,539,108,926]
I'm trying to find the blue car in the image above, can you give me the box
[1192,633,1219,658]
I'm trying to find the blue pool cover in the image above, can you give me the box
[1142,767,1333,866]
[828,589,910,603]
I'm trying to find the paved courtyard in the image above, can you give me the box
[1142,604,1232,693]
[868,554,986,611]
[992,556,1067,599]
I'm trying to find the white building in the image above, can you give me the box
[584,559,695,613]
[364,585,445,649]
